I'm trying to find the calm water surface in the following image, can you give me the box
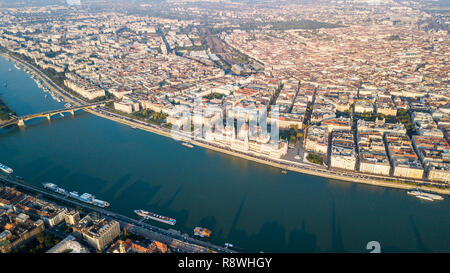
[0,57,449,253]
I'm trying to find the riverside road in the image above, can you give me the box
[0,174,235,253]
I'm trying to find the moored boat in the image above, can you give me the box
[42,183,110,207]
[69,191,79,198]
[416,194,434,201]
[407,190,421,196]
[0,163,13,174]
[194,227,212,238]
[43,182,58,190]
[94,199,110,207]
[407,189,443,201]
[181,142,194,148]
[134,209,176,225]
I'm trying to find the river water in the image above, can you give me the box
[0,56,449,253]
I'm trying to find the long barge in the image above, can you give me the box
[134,209,176,225]
[42,182,110,208]
[407,190,444,201]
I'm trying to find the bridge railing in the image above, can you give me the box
[1,100,115,128]
[19,101,112,119]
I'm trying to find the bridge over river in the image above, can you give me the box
[0,100,113,129]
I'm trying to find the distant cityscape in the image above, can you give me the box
[0,0,449,254]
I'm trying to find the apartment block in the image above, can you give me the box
[73,213,121,251]
[305,125,329,155]
[412,135,450,182]
[357,131,391,175]
[357,118,406,135]
[385,133,424,179]
[330,130,357,171]
[322,117,352,134]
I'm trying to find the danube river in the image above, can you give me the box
[0,57,449,253]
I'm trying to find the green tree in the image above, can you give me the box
[306,153,323,165]
[36,233,45,245]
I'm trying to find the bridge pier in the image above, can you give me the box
[18,119,25,127]
[70,109,75,116]
[46,114,51,120]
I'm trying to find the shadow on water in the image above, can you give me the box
[381,245,414,253]
[100,174,132,194]
[328,199,346,253]
[161,185,183,208]
[46,165,74,182]
[64,172,112,194]
[378,217,429,253]
[252,221,286,252]
[226,195,249,248]
[224,194,321,252]
[0,125,20,139]
[21,157,54,180]
[113,176,139,199]
[140,185,191,227]
[199,216,217,230]
[410,216,431,253]
[137,184,160,207]
[286,220,320,252]
[230,195,247,231]
[138,184,185,226]
[174,209,190,228]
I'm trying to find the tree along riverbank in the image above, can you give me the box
[0,96,15,120]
